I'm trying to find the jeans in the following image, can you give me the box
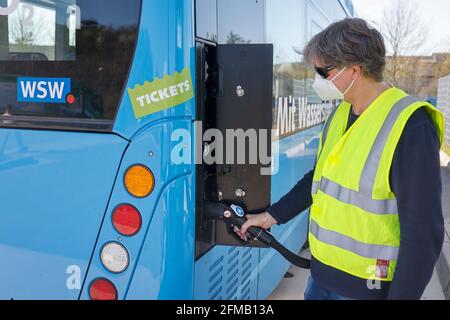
[304,276,354,300]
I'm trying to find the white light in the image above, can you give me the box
[100,242,129,273]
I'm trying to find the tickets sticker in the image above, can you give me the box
[128,67,194,119]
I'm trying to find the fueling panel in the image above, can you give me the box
[195,42,274,258]
[213,44,274,246]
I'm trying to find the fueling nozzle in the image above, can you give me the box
[205,202,311,269]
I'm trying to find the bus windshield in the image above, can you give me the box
[0,0,141,131]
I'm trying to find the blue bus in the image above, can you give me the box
[0,0,353,300]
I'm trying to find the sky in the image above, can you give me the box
[352,0,450,55]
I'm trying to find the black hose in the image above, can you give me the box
[246,225,311,269]
[270,238,311,269]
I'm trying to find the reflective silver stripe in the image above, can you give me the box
[360,96,418,195]
[310,220,399,261]
[311,181,320,195]
[319,177,398,215]
[314,107,339,194]
[321,106,339,149]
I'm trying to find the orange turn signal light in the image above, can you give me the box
[124,164,155,198]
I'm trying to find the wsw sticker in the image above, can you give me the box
[17,77,72,104]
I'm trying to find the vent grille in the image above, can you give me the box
[208,247,257,300]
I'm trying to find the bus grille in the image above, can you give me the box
[208,247,257,300]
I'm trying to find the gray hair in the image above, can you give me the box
[303,18,386,82]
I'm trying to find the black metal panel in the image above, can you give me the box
[213,44,273,247]
[195,43,274,259]
[195,42,217,259]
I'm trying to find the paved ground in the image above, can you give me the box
[268,262,310,300]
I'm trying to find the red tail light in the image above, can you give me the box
[112,204,142,236]
[89,278,118,300]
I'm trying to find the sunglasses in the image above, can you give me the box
[314,65,336,79]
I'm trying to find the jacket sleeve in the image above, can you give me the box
[266,168,315,225]
[387,107,445,300]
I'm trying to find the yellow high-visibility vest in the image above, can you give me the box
[309,87,445,281]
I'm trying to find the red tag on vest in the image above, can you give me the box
[376,260,390,279]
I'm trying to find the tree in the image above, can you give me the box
[380,0,428,86]
[9,5,48,49]
[226,31,251,44]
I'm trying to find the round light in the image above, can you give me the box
[100,242,130,273]
[89,278,117,300]
[112,204,142,236]
[124,165,155,198]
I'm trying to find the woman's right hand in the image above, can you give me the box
[233,211,278,241]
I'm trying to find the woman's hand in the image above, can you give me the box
[233,211,278,241]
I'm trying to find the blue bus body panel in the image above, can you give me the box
[126,173,195,300]
[113,0,195,140]
[193,127,321,300]
[0,129,127,299]
[193,246,260,300]
[67,0,197,299]
[79,118,195,300]
[75,0,196,300]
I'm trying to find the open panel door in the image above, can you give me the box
[196,43,274,258]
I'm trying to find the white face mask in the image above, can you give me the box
[312,66,355,101]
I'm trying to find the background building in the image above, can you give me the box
[386,53,450,104]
